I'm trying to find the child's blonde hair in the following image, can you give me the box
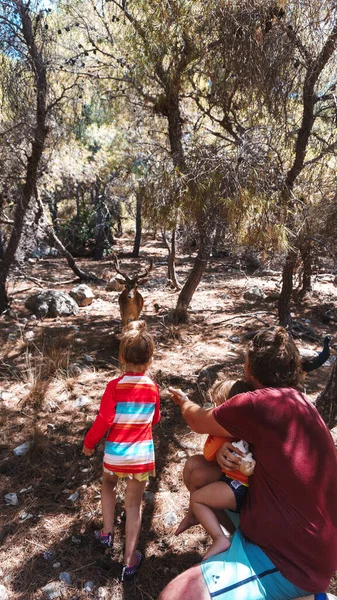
[119,320,155,366]
[211,378,251,407]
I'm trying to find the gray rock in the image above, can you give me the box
[13,441,32,456]
[106,276,125,292]
[83,354,94,363]
[69,284,94,307]
[228,335,241,343]
[25,290,79,318]
[0,584,8,600]
[71,536,81,545]
[4,493,18,506]
[243,286,266,301]
[68,364,82,377]
[83,581,95,592]
[265,292,280,302]
[59,572,72,585]
[143,491,155,505]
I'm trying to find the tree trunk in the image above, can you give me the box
[299,242,312,294]
[173,236,212,322]
[277,25,337,324]
[167,98,186,172]
[315,362,337,429]
[132,186,143,258]
[0,4,48,313]
[94,184,106,261]
[278,249,298,328]
[35,192,102,282]
[48,192,59,233]
[161,228,180,290]
[212,222,224,257]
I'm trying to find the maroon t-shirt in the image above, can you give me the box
[213,387,337,592]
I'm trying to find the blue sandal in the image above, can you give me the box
[120,550,143,581]
[94,530,113,549]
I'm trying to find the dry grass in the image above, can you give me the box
[1,242,337,599]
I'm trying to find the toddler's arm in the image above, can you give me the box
[82,444,95,456]
[83,382,117,451]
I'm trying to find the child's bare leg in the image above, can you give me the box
[124,477,147,566]
[176,455,222,536]
[191,481,237,560]
[101,471,118,533]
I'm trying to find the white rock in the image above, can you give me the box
[74,396,90,408]
[20,512,33,521]
[164,511,178,526]
[69,284,94,307]
[24,331,35,341]
[180,441,197,450]
[42,582,62,599]
[68,491,79,502]
[13,441,32,456]
[0,584,8,600]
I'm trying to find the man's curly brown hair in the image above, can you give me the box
[247,327,302,388]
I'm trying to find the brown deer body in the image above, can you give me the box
[113,256,153,326]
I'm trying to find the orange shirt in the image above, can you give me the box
[203,435,249,486]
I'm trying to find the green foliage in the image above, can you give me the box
[57,202,112,257]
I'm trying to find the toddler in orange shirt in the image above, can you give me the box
[192,379,255,560]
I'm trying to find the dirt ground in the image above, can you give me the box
[1,235,337,600]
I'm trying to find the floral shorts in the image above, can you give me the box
[103,467,156,482]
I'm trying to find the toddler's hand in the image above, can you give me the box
[168,387,189,405]
[82,444,95,456]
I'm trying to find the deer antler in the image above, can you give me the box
[136,258,154,281]
[113,255,129,282]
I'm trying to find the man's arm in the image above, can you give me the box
[169,387,233,436]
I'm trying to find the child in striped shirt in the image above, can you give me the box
[82,321,160,581]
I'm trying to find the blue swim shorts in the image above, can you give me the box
[220,473,248,512]
[201,526,309,600]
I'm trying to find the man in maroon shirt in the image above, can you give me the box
[159,327,337,600]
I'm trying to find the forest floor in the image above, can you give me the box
[1,235,337,600]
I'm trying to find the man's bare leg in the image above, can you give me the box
[159,564,211,600]
[175,454,222,536]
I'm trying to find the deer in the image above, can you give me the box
[113,256,154,326]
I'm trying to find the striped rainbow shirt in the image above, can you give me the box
[84,373,160,473]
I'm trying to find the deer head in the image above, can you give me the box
[113,256,153,325]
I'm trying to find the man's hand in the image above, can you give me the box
[168,387,189,406]
[82,444,95,456]
[216,440,245,471]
